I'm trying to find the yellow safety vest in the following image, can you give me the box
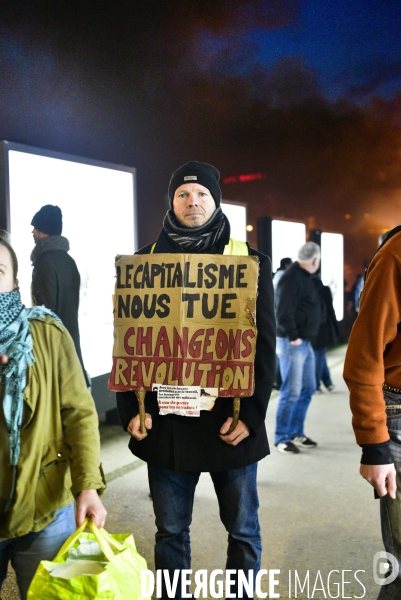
[150,239,249,255]
[222,239,249,256]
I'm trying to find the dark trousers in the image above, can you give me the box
[148,462,262,600]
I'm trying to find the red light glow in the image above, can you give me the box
[223,173,266,184]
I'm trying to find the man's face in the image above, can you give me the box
[32,228,47,243]
[173,183,216,228]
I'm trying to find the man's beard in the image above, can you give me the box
[175,211,214,229]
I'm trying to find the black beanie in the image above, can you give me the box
[31,205,63,235]
[168,161,221,208]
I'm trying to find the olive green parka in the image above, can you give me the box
[0,316,105,539]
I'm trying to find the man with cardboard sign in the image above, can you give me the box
[113,161,276,599]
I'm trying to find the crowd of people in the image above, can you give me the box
[0,160,399,600]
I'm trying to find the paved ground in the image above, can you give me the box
[2,346,385,599]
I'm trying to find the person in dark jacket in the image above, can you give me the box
[116,161,276,599]
[272,257,293,390]
[274,242,322,454]
[311,278,339,393]
[30,204,89,386]
[272,257,292,291]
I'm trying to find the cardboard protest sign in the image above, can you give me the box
[108,253,259,399]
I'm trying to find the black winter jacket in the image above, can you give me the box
[116,228,276,472]
[275,262,322,341]
[311,278,339,349]
[31,236,88,385]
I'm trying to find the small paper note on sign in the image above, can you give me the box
[152,384,219,416]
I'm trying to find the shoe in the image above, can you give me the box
[292,436,317,449]
[275,441,300,454]
[314,388,324,394]
[326,384,335,392]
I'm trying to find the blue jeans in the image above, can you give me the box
[148,462,261,600]
[314,347,333,390]
[275,337,316,445]
[378,391,401,599]
[0,503,75,600]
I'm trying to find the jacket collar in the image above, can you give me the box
[294,261,312,277]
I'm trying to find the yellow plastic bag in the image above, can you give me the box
[27,518,147,599]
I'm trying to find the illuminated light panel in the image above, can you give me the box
[320,232,344,321]
[8,149,136,378]
[271,220,306,272]
[222,201,247,241]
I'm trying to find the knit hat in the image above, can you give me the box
[31,205,62,235]
[168,161,221,208]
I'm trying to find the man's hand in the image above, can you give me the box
[0,354,8,365]
[127,413,152,441]
[76,489,107,528]
[360,463,397,499]
[220,418,250,446]
[290,338,302,346]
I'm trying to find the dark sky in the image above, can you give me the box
[1,0,401,284]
